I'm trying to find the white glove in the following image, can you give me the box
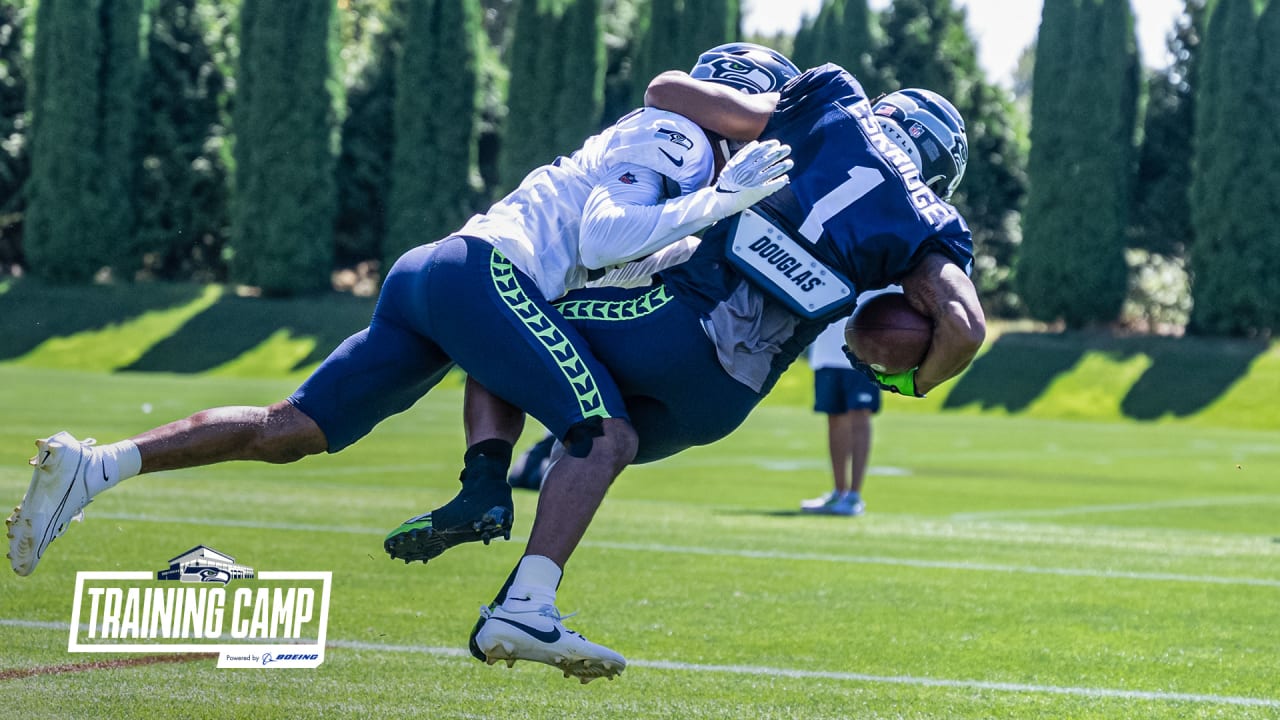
[714,139,793,211]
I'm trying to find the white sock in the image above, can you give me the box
[504,555,562,609]
[86,440,142,498]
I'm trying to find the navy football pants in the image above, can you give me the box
[290,236,628,452]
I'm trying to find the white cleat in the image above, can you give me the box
[6,432,97,576]
[473,602,626,683]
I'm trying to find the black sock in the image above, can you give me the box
[464,439,513,467]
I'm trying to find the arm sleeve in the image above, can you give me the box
[587,236,701,289]
[579,162,745,270]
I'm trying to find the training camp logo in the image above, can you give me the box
[68,545,331,669]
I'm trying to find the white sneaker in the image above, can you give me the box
[7,432,98,576]
[472,601,626,683]
[801,491,865,517]
[800,490,839,510]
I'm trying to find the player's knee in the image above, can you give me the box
[562,417,637,472]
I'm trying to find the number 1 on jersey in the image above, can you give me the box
[797,166,884,244]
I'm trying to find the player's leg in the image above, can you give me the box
[382,239,635,678]
[10,247,455,577]
[804,368,876,516]
[384,238,640,566]
[556,284,763,463]
[384,377,522,562]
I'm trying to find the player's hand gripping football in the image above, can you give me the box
[713,139,793,214]
[843,346,926,398]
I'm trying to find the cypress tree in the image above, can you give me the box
[1189,0,1267,334]
[880,0,1025,317]
[631,0,683,107]
[335,1,405,268]
[22,1,142,281]
[98,0,142,273]
[1017,0,1080,323]
[791,11,818,71]
[0,0,29,267]
[1254,0,1280,329]
[136,0,232,281]
[499,0,558,190]
[551,0,604,153]
[1049,0,1135,326]
[386,0,481,263]
[796,0,879,89]
[632,0,738,108]
[230,1,336,295]
[1131,0,1207,257]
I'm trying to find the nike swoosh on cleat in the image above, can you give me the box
[489,616,561,644]
[658,148,684,167]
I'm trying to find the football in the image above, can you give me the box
[844,292,932,374]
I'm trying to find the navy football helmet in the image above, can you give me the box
[872,89,968,200]
[690,42,801,94]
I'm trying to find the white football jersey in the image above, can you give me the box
[458,108,714,300]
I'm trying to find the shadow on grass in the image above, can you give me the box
[1120,335,1268,419]
[944,331,1268,419]
[943,332,1085,413]
[0,279,207,362]
[125,293,377,373]
[715,509,820,518]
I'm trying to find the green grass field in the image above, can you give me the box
[1,361,1278,719]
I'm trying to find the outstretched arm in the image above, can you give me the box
[644,71,778,142]
[900,253,987,395]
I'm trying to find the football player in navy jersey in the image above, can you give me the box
[456,64,985,674]
[9,45,799,683]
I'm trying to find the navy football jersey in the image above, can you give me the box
[660,64,975,394]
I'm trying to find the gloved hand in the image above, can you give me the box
[844,345,926,398]
[711,139,793,216]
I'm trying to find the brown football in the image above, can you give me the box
[844,293,932,374]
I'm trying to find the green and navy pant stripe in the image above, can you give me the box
[290,236,630,451]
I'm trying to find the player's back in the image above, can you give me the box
[459,108,713,300]
[660,64,974,395]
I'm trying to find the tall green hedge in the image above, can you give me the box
[25,0,141,282]
[230,1,335,295]
[1190,0,1279,334]
[0,0,30,266]
[136,0,232,281]
[499,0,603,192]
[1018,0,1136,327]
[386,0,481,263]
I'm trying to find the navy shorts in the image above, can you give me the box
[290,236,628,452]
[813,367,881,414]
[558,284,763,464]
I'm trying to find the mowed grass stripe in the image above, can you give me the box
[82,511,1280,587]
[2,623,1275,709]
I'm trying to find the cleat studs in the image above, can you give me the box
[505,659,515,668]
[486,658,498,666]
[403,558,411,564]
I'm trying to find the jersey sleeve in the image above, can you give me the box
[604,108,715,196]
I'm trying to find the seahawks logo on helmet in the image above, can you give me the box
[690,42,801,95]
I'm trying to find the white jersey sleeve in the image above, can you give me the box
[586,236,701,289]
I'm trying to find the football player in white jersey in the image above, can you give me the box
[8,43,799,684]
